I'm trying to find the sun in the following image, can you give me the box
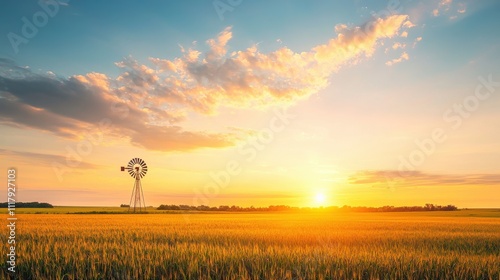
[315,193,326,205]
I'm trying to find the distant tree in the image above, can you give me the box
[442,204,458,211]
[120,204,129,208]
[0,202,53,208]
[157,204,180,210]
[196,205,210,211]
[425,203,435,211]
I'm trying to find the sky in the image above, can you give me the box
[1,0,499,207]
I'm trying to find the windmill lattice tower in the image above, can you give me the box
[121,158,148,212]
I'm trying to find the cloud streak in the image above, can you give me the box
[0,149,99,169]
[349,170,500,187]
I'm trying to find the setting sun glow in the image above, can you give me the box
[315,193,326,205]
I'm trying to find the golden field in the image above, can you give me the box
[3,210,500,279]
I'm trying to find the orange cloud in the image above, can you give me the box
[392,42,406,50]
[386,52,409,66]
[74,72,110,92]
[349,170,500,187]
[130,125,240,152]
[140,15,411,114]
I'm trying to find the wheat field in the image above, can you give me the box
[3,210,500,279]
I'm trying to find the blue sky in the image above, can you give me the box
[1,0,500,207]
[1,0,499,75]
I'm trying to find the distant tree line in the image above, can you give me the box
[157,203,457,212]
[335,203,458,212]
[0,202,53,208]
[157,204,294,211]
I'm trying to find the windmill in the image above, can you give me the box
[121,158,148,212]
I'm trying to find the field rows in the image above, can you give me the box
[3,212,500,279]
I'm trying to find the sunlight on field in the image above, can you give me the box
[4,211,500,279]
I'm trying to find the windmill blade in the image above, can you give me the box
[138,158,147,177]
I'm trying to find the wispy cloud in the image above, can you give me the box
[0,15,412,152]
[392,42,406,50]
[0,149,99,168]
[433,0,452,16]
[457,2,466,14]
[385,52,409,66]
[349,170,500,187]
[432,0,467,19]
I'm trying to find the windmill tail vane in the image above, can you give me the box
[121,158,147,213]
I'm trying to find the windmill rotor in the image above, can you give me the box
[125,158,148,178]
